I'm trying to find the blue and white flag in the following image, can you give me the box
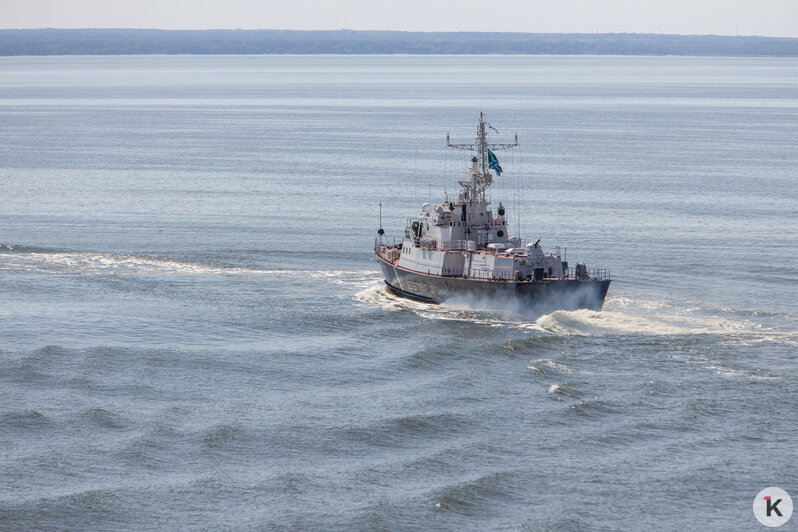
[487,149,503,176]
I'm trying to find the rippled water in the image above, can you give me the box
[1,55,797,530]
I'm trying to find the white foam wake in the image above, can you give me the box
[0,250,372,281]
[524,296,784,340]
[355,283,536,326]
[529,308,751,336]
[354,285,794,346]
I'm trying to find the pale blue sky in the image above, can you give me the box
[2,0,797,37]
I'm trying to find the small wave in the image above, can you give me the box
[272,472,314,495]
[18,345,68,365]
[0,243,54,254]
[527,358,573,375]
[81,408,127,430]
[719,306,781,318]
[545,382,588,402]
[568,399,619,418]
[429,471,518,516]
[671,352,780,381]
[118,420,182,465]
[704,363,778,380]
[1,409,51,429]
[340,412,471,448]
[0,484,132,524]
[201,422,245,449]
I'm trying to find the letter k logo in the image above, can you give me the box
[754,488,792,527]
[765,496,783,517]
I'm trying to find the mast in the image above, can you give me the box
[446,112,518,205]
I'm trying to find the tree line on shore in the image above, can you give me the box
[2,29,797,56]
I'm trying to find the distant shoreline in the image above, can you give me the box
[2,29,798,57]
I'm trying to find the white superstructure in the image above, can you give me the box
[387,113,573,283]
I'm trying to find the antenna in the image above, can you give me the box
[515,171,521,238]
[446,113,518,206]
[378,201,385,241]
[510,145,521,240]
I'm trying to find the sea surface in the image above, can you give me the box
[1,54,797,530]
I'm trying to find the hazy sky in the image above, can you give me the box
[2,0,797,37]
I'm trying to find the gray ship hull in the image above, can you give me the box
[377,255,610,311]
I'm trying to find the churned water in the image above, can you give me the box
[1,55,797,530]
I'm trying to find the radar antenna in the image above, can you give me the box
[446,112,518,204]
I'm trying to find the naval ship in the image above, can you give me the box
[374,113,611,311]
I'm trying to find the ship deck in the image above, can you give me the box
[374,244,610,282]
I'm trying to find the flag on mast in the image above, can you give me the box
[487,149,503,176]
